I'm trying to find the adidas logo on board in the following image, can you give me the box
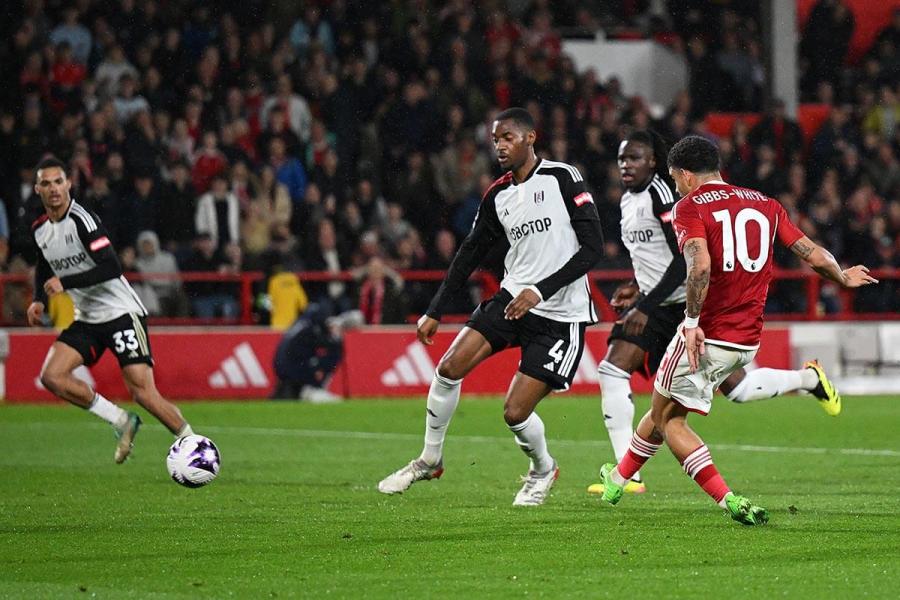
[208,342,269,388]
[381,343,435,386]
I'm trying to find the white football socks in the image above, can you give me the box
[419,372,461,466]
[88,393,128,428]
[508,412,554,474]
[176,424,194,438]
[598,360,637,477]
[727,367,819,403]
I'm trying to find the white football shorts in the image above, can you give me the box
[654,334,757,415]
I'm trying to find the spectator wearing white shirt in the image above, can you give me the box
[261,74,312,144]
[195,174,240,250]
[94,44,138,97]
[113,74,150,125]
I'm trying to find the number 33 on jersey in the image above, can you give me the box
[672,181,805,350]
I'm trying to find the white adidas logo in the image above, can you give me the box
[381,343,435,386]
[208,343,269,388]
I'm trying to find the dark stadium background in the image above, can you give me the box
[0,0,897,328]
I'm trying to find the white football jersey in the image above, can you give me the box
[33,199,146,323]
[620,174,686,305]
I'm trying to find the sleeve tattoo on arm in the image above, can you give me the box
[684,239,709,318]
[791,239,814,259]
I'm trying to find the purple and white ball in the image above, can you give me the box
[166,435,220,488]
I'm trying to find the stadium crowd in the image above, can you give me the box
[0,0,897,324]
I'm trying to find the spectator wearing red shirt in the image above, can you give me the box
[191,131,228,194]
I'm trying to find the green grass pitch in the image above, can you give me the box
[1,394,899,598]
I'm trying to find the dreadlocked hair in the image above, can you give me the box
[626,129,672,185]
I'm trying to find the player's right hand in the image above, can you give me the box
[416,314,439,346]
[684,326,706,373]
[610,282,639,311]
[26,302,45,327]
[842,265,879,288]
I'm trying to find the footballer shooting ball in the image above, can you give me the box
[166,435,221,488]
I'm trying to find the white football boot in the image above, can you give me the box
[512,462,559,506]
[377,458,444,494]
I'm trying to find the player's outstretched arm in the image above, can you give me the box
[789,236,879,288]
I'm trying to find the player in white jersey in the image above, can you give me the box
[588,131,843,497]
[27,157,195,463]
[378,108,603,505]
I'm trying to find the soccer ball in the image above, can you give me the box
[166,435,220,488]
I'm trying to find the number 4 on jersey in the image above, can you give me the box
[712,208,770,272]
[544,340,565,372]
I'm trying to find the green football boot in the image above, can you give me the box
[598,463,624,505]
[724,493,769,526]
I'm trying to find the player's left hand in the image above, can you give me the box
[684,326,706,373]
[43,277,64,296]
[842,265,879,288]
[505,288,540,320]
[617,307,648,336]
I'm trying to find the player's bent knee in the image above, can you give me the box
[40,371,63,395]
[503,405,531,426]
[436,354,469,381]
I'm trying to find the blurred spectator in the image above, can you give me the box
[268,137,307,204]
[748,99,804,168]
[289,5,335,59]
[135,230,188,317]
[426,229,476,315]
[49,8,92,65]
[158,161,196,252]
[113,74,149,125]
[242,166,292,261]
[261,74,312,144]
[120,245,161,315]
[121,173,161,249]
[195,174,239,250]
[800,0,855,93]
[432,134,492,206]
[94,44,137,97]
[355,256,406,325]
[191,131,228,194]
[181,233,239,319]
[305,219,350,313]
[266,263,309,331]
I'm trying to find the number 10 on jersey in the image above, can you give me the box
[712,208,770,272]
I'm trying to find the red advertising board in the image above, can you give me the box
[338,327,791,397]
[3,327,790,402]
[4,329,281,403]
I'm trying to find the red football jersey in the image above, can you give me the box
[673,181,804,348]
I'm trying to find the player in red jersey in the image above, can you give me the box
[598,136,878,525]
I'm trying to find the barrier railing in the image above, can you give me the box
[0,268,896,326]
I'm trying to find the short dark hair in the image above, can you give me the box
[35,156,67,178]
[494,107,535,131]
[667,135,720,173]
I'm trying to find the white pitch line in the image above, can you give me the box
[7,421,900,458]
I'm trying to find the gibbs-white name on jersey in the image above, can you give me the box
[427,159,604,323]
[33,199,146,324]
